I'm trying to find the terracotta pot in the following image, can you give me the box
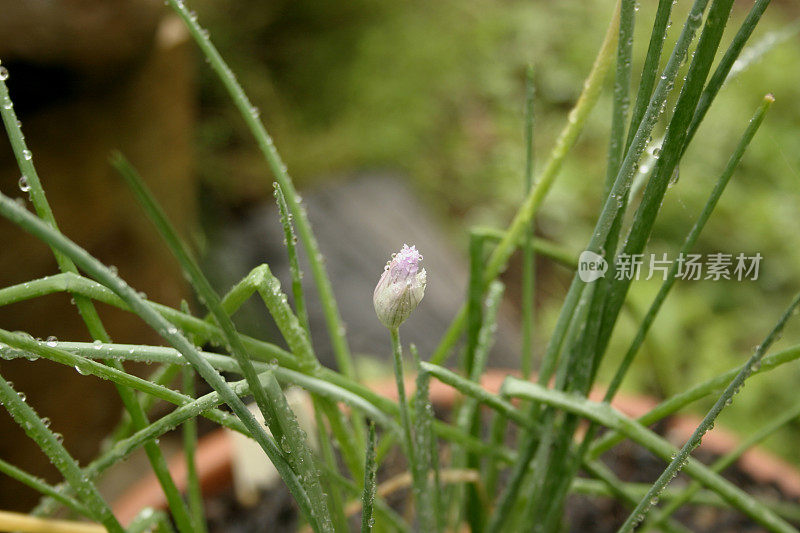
[112,369,800,525]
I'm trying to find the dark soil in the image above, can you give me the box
[203,418,800,532]
[566,421,794,533]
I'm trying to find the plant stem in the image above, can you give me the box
[0,376,122,532]
[0,77,194,533]
[388,328,419,518]
[0,458,91,517]
[644,396,800,530]
[604,94,773,405]
[430,0,620,365]
[503,378,795,533]
[182,367,207,533]
[164,0,355,378]
[361,421,378,532]
[0,191,325,532]
[618,291,800,532]
[113,154,331,531]
[521,65,536,380]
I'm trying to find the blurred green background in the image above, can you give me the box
[192,0,800,462]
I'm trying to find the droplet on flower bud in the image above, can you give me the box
[373,244,426,329]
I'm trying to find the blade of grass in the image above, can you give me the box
[24,332,800,530]
[535,9,640,519]
[0,375,123,532]
[624,0,673,153]
[0,192,323,531]
[10,337,516,484]
[107,363,184,444]
[164,0,355,379]
[645,395,800,530]
[30,364,393,519]
[455,231,488,530]
[590,343,800,458]
[0,272,301,370]
[430,0,620,365]
[463,231,486,378]
[388,327,421,523]
[538,0,710,396]
[595,0,758,367]
[111,153,332,530]
[532,0,710,397]
[418,362,718,533]
[418,363,532,429]
[0,458,91,517]
[617,291,800,532]
[2,336,524,464]
[483,408,508,499]
[571,478,800,523]
[580,461,692,533]
[181,367,207,533]
[684,0,772,148]
[468,227,578,268]
[28,347,503,522]
[312,407,350,533]
[126,508,176,533]
[320,460,408,533]
[502,377,796,533]
[521,65,536,380]
[0,73,195,533]
[530,10,745,519]
[361,421,378,532]
[0,330,247,433]
[10,296,800,526]
[453,280,504,530]
[412,345,440,533]
[274,182,310,333]
[536,92,774,531]
[604,94,773,404]
[605,0,636,193]
[247,208,368,489]
[485,278,595,532]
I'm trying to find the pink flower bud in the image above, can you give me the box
[373,244,427,329]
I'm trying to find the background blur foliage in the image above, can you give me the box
[194,0,800,461]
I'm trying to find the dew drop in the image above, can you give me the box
[18,175,30,192]
[45,336,58,347]
[22,150,32,161]
[0,66,8,81]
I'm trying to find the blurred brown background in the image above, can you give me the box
[0,1,196,510]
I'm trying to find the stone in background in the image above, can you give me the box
[205,175,521,370]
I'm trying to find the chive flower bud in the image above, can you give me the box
[373,244,427,329]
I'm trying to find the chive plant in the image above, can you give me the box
[0,0,798,532]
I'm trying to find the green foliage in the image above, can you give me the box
[1,0,800,532]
